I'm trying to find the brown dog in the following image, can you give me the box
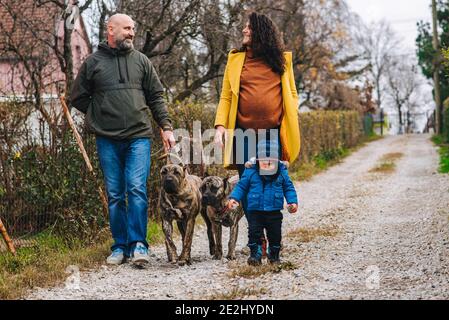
[159,163,203,266]
[200,175,244,260]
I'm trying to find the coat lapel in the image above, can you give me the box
[227,52,246,96]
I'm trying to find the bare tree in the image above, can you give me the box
[246,0,370,110]
[354,19,401,110]
[386,60,420,134]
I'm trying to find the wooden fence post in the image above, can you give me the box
[0,217,16,255]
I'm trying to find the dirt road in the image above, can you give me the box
[28,134,449,300]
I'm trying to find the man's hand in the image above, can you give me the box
[287,203,298,214]
[162,130,176,150]
[227,199,239,210]
[214,126,226,148]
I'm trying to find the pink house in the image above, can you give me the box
[0,0,91,101]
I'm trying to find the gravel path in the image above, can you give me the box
[28,134,449,300]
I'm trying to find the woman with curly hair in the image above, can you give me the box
[214,12,301,259]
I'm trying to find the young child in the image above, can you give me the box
[227,139,298,265]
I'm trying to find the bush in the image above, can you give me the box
[3,132,107,242]
[295,110,363,165]
[442,100,449,143]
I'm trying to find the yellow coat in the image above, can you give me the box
[214,50,301,169]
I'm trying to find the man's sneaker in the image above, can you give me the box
[106,248,125,265]
[131,242,150,266]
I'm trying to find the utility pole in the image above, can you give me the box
[432,0,443,134]
[407,110,411,134]
[380,108,384,136]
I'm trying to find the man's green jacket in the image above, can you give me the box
[70,42,172,140]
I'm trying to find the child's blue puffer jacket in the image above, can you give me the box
[229,162,298,212]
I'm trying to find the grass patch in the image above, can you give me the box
[209,286,268,300]
[380,152,404,162]
[438,146,449,173]
[147,219,166,245]
[431,135,449,173]
[291,134,383,181]
[0,231,111,300]
[286,226,339,243]
[145,214,206,245]
[369,152,403,174]
[228,261,297,279]
[431,135,445,146]
[291,147,350,181]
[369,161,396,173]
[0,218,173,300]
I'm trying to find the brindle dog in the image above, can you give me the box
[159,163,203,266]
[200,175,244,260]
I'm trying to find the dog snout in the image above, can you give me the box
[163,179,178,194]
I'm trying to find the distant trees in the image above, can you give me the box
[5,0,426,115]
[416,0,449,133]
[86,0,374,110]
[385,61,421,134]
[353,20,401,110]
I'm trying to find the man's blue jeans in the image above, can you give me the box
[96,136,151,255]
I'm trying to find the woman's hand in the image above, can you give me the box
[214,126,226,148]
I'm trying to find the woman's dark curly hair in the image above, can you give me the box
[243,12,286,76]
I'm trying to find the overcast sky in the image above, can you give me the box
[346,0,433,54]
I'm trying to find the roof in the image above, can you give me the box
[0,0,60,56]
[0,0,91,58]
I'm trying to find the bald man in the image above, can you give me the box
[71,14,175,266]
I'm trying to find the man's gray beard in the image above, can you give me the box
[116,38,134,51]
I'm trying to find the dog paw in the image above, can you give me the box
[226,254,236,261]
[178,259,190,266]
[167,255,178,264]
[213,254,223,260]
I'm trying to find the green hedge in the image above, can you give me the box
[296,110,363,165]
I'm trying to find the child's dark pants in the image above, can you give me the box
[247,211,283,248]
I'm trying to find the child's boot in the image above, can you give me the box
[247,243,262,266]
[268,245,281,265]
